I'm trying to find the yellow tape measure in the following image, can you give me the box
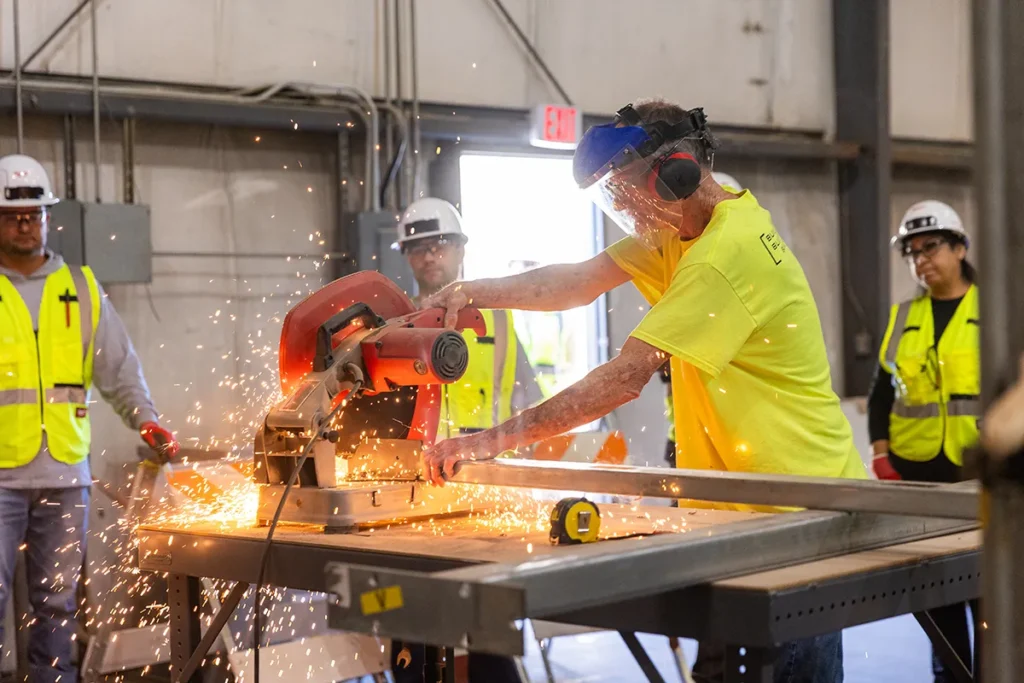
[549,497,601,545]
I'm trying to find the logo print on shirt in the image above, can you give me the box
[760,231,787,265]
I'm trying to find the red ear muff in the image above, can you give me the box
[647,153,702,201]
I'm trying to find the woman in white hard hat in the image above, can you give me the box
[868,199,980,681]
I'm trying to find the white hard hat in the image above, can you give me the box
[891,200,968,250]
[0,154,58,209]
[712,171,743,191]
[393,197,467,251]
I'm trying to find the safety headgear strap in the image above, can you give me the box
[613,104,709,160]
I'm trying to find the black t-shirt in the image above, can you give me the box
[866,295,965,443]
[930,296,963,343]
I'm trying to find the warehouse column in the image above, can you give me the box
[832,0,891,396]
[973,0,1024,680]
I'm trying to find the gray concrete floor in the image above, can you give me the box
[61,613,942,682]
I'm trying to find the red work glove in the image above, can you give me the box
[140,422,180,461]
[872,453,901,481]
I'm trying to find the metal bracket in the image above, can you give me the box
[325,562,525,655]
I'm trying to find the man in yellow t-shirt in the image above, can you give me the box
[420,98,860,682]
[606,186,864,483]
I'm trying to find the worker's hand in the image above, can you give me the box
[140,422,180,462]
[423,436,473,486]
[871,453,901,481]
[419,282,471,329]
[423,432,506,486]
[982,353,1024,459]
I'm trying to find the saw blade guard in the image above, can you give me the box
[275,271,486,449]
[279,271,414,394]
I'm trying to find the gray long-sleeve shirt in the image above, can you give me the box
[0,251,158,488]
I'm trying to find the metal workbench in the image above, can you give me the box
[138,495,980,683]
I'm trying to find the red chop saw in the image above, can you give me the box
[254,271,486,530]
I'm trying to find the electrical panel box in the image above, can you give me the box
[47,200,152,284]
[47,200,85,265]
[354,210,416,296]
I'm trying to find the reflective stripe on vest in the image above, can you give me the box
[69,266,94,362]
[0,388,38,405]
[891,398,981,419]
[884,301,913,367]
[891,400,940,419]
[439,309,518,436]
[947,396,982,417]
[879,285,981,466]
[45,386,89,404]
[0,265,101,468]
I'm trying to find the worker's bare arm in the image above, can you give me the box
[421,252,630,327]
[423,337,667,484]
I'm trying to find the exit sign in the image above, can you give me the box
[529,104,582,149]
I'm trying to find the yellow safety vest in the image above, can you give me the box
[513,310,560,399]
[0,265,101,467]
[439,309,517,437]
[878,285,981,466]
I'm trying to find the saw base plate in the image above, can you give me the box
[257,482,476,531]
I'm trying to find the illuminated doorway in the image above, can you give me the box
[459,153,608,415]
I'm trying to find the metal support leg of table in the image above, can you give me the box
[971,599,983,681]
[423,644,449,683]
[619,631,666,683]
[168,573,203,683]
[13,553,29,683]
[669,637,692,683]
[724,646,773,683]
[177,581,250,683]
[914,611,974,683]
[445,646,457,683]
[538,638,557,683]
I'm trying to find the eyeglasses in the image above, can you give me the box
[902,237,947,261]
[0,211,45,229]
[403,239,456,259]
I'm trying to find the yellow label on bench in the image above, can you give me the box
[360,586,404,615]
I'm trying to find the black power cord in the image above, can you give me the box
[252,364,365,683]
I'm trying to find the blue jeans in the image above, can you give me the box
[0,487,88,683]
[693,633,844,683]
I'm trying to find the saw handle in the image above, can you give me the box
[313,303,386,372]
[400,307,488,336]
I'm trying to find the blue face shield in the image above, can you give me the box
[573,120,704,250]
[572,123,654,190]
